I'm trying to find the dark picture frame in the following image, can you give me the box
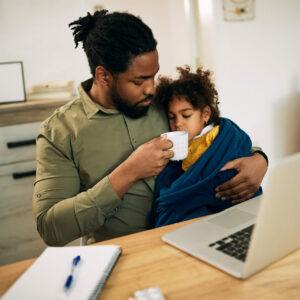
[0,61,26,104]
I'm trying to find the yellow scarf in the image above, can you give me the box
[182,125,220,171]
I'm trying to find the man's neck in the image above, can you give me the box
[88,81,116,109]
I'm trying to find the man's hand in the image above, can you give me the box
[216,153,268,203]
[127,135,174,180]
[109,136,173,198]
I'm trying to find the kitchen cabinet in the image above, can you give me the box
[0,98,76,265]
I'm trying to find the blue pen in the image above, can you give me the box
[64,255,81,290]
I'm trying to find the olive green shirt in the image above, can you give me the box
[33,79,169,246]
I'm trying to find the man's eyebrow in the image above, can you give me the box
[133,66,160,79]
[133,75,151,79]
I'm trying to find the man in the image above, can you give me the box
[32,10,267,246]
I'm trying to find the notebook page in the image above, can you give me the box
[2,245,121,300]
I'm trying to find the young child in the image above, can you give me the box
[148,66,262,228]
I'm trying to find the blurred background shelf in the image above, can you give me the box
[0,98,75,126]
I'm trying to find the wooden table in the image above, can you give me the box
[0,218,299,299]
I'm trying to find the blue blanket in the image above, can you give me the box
[148,117,262,228]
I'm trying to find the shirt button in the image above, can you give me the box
[36,193,41,198]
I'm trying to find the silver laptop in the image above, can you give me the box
[162,153,300,279]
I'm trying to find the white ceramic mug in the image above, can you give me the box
[161,131,188,161]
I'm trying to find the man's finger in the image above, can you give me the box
[226,189,250,201]
[217,185,247,199]
[163,150,174,159]
[161,138,173,150]
[220,158,241,172]
[219,161,234,172]
[218,189,247,200]
[216,174,244,193]
[231,193,254,203]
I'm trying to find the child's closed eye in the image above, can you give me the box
[182,114,192,118]
[168,115,175,120]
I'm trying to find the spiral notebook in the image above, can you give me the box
[2,245,121,300]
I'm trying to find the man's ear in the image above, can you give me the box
[94,66,112,86]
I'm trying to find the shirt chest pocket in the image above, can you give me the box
[73,128,134,188]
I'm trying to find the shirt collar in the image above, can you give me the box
[192,123,215,140]
[78,78,120,119]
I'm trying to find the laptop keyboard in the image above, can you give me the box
[208,225,254,262]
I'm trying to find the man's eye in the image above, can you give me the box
[183,115,192,118]
[132,81,143,86]
[168,115,175,120]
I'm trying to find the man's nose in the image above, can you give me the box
[144,78,155,95]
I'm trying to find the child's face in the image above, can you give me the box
[167,97,210,141]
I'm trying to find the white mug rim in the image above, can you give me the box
[160,131,188,138]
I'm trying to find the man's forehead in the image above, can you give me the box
[125,50,159,78]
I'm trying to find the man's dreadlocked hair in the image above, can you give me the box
[154,66,220,125]
[69,10,157,77]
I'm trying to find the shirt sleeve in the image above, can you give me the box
[32,128,122,246]
[251,146,269,165]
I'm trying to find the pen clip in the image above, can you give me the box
[72,255,81,268]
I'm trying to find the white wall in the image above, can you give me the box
[0,0,191,91]
[84,0,192,77]
[0,0,90,91]
[207,0,300,165]
[1,0,299,165]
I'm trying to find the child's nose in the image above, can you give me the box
[175,118,183,129]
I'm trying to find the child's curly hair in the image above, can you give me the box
[154,65,220,124]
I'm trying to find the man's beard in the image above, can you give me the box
[111,90,153,119]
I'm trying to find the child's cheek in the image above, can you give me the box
[169,121,176,131]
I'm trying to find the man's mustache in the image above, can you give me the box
[137,95,153,105]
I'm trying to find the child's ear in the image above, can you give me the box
[203,105,212,123]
